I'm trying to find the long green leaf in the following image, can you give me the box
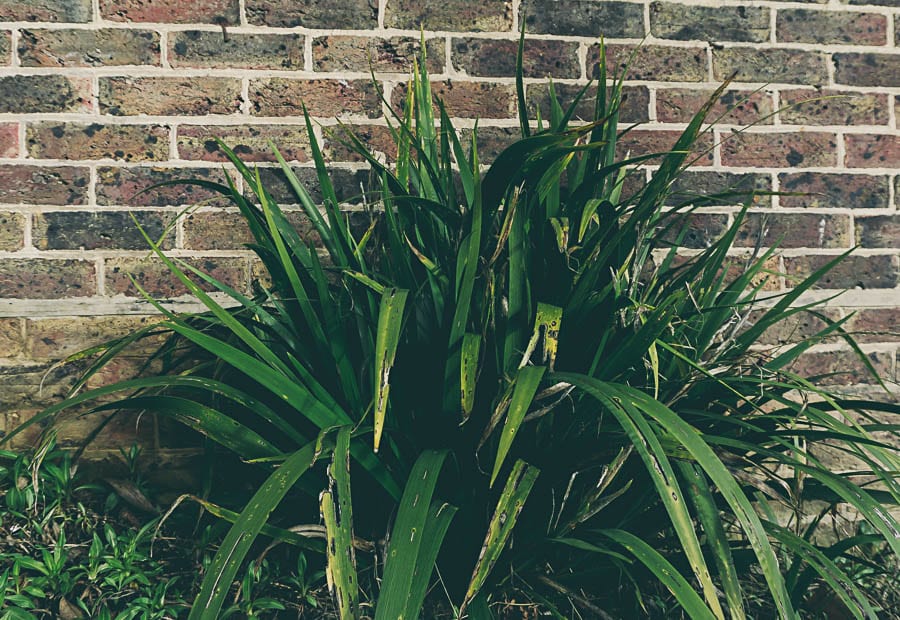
[321,426,359,619]
[491,366,546,486]
[373,288,409,452]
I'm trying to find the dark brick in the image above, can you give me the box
[0,212,25,251]
[658,213,730,249]
[844,134,899,168]
[19,28,160,67]
[520,1,643,37]
[784,254,898,289]
[526,84,650,124]
[96,166,229,207]
[452,38,579,79]
[617,129,715,165]
[845,308,900,343]
[105,256,248,298]
[100,0,239,24]
[656,88,774,125]
[834,53,900,88]
[32,211,175,250]
[183,209,319,250]
[322,124,397,163]
[385,0,512,31]
[780,90,889,126]
[589,44,708,82]
[0,165,88,204]
[779,173,889,209]
[845,0,899,6]
[713,48,827,85]
[721,132,837,168]
[0,259,96,298]
[170,30,303,70]
[789,350,892,386]
[855,216,900,248]
[0,0,91,22]
[0,75,90,113]
[27,123,169,161]
[0,31,10,64]
[313,36,443,73]
[650,2,770,42]
[459,126,519,164]
[250,79,381,119]
[99,77,241,116]
[247,0,377,29]
[177,125,310,163]
[393,80,517,119]
[25,315,164,360]
[0,319,23,358]
[666,171,773,206]
[735,212,851,249]
[752,308,839,346]
[0,123,18,157]
[254,166,368,205]
[778,10,886,45]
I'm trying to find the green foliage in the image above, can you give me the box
[6,38,900,618]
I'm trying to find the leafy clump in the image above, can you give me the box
[6,40,900,619]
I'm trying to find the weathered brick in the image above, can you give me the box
[178,125,310,163]
[0,0,91,22]
[104,256,247,297]
[736,212,851,249]
[25,315,163,359]
[617,129,715,166]
[752,309,838,346]
[0,319,23,358]
[845,0,899,7]
[656,88,774,125]
[32,211,175,250]
[589,44,708,82]
[247,0,377,29]
[254,166,368,205]
[452,38,579,79]
[183,209,319,250]
[779,173,889,209]
[844,134,899,168]
[650,2,770,42]
[0,258,96,298]
[0,212,25,251]
[520,1,643,37]
[100,0,239,24]
[834,53,900,88]
[385,0,512,31]
[713,48,827,85]
[845,308,900,343]
[170,30,303,70]
[777,9,886,45]
[19,28,160,67]
[0,75,90,113]
[789,350,892,386]
[720,132,837,168]
[394,80,516,119]
[250,79,381,119]
[780,90,889,126]
[96,166,229,207]
[666,171,772,206]
[658,213,730,249]
[27,123,168,161]
[100,77,241,116]
[0,31,10,64]
[784,254,898,289]
[0,123,18,157]
[0,165,88,204]
[526,84,650,124]
[322,124,397,163]
[313,36,443,73]
[855,216,900,248]
[457,126,518,164]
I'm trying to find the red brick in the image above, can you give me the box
[784,254,898,289]
[104,256,248,298]
[100,0,239,24]
[170,30,303,70]
[0,319,23,358]
[525,84,650,124]
[0,211,25,251]
[589,44,708,82]
[96,166,229,207]
[0,0,91,22]
[0,123,18,157]
[844,134,899,168]
[616,129,715,166]
[721,132,837,168]
[0,165,88,205]
[855,215,900,248]
[177,125,310,163]
[779,173,889,209]
[845,308,900,343]
[779,90,889,126]
[452,38,579,79]
[834,53,900,88]
[19,28,160,67]
[25,315,164,360]
[735,212,851,249]
[0,258,96,298]
[250,79,381,119]
[656,88,774,125]
[0,75,91,113]
[27,123,168,161]
[789,349,892,386]
[385,0,512,31]
[100,77,241,116]
[777,10,887,45]
[247,0,377,29]
[712,48,827,85]
[32,211,175,250]
[393,80,517,119]
[313,36,444,73]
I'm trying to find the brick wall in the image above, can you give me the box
[0,0,898,449]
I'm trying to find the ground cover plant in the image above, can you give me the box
[4,41,900,618]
